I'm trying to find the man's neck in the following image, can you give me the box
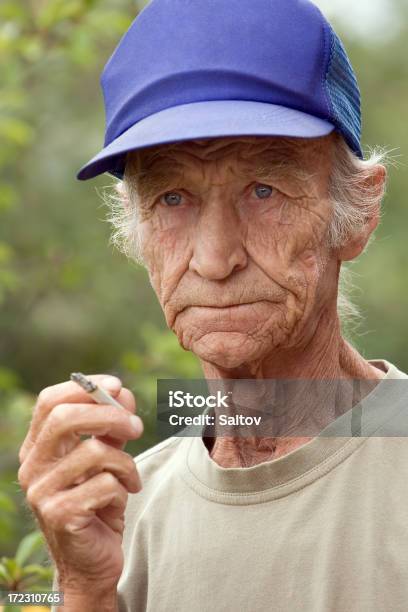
[200,313,386,468]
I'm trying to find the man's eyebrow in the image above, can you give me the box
[130,163,185,200]
[137,172,179,197]
[244,154,310,183]
[251,164,308,184]
[127,140,312,198]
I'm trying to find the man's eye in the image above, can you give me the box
[254,184,274,200]
[162,192,183,207]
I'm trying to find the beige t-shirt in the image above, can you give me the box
[117,360,408,612]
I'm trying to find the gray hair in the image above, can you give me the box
[328,135,388,335]
[105,135,388,335]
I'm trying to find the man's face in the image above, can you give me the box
[130,135,338,369]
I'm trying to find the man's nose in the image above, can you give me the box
[189,200,248,280]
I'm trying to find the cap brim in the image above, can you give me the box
[77,100,335,181]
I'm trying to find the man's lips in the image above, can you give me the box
[168,280,288,321]
[171,301,280,333]
[175,300,280,325]
[179,301,267,313]
[191,302,258,308]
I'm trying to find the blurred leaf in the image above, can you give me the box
[0,366,21,391]
[0,492,16,513]
[120,351,143,373]
[90,9,134,33]
[15,532,45,567]
[0,118,34,147]
[20,36,44,63]
[59,260,85,289]
[0,269,20,302]
[21,564,53,579]
[36,0,86,29]
[1,558,20,582]
[67,29,97,66]
[0,562,12,585]
[0,186,17,212]
[0,89,26,113]
[0,242,14,264]
[0,21,20,44]
[0,3,28,23]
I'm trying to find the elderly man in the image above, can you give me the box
[18,0,408,611]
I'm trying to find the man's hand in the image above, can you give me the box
[18,374,143,605]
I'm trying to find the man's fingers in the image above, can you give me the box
[34,472,129,535]
[21,402,142,466]
[94,387,137,450]
[19,438,141,495]
[19,376,137,462]
[37,375,123,416]
[114,387,136,414]
[20,374,122,462]
[96,509,125,535]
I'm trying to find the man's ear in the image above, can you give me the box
[335,164,386,262]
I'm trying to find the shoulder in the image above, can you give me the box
[133,436,185,477]
[124,436,188,522]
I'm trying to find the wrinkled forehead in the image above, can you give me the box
[126,135,334,177]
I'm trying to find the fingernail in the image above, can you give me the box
[130,415,143,436]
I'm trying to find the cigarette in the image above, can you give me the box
[70,372,124,410]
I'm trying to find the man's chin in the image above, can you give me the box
[188,331,268,369]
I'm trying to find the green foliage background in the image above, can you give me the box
[0,0,407,580]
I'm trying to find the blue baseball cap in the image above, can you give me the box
[77,0,362,181]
